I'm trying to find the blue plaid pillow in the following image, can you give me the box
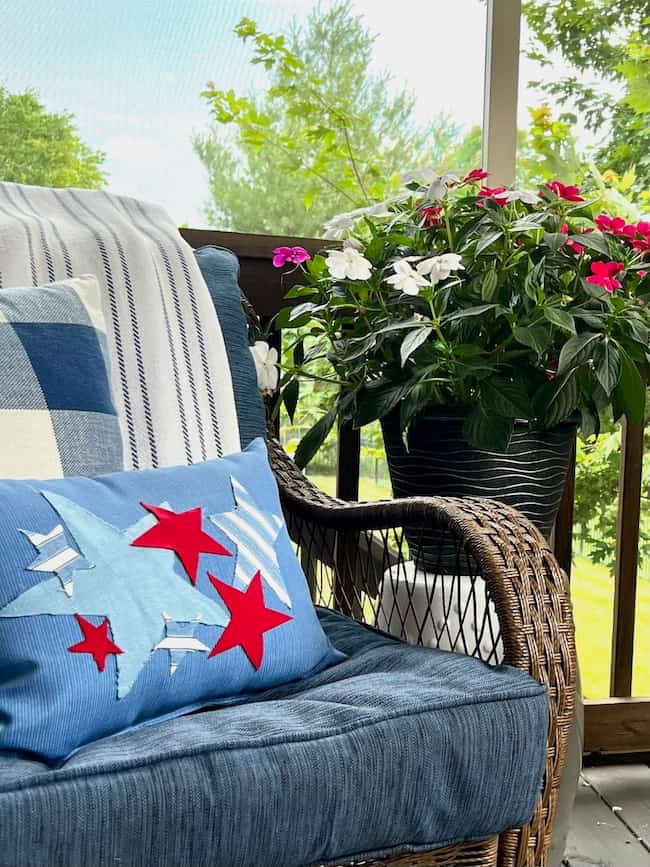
[0,275,123,478]
[0,439,343,763]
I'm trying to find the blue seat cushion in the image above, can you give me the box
[194,246,266,448]
[0,609,548,867]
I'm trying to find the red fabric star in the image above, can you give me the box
[68,614,123,672]
[208,571,292,670]
[131,503,231,584]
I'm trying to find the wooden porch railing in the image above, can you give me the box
[181,227,650,755]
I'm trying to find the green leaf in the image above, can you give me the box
[306,255,327,278]
[292,338,305,367]
[288,301,319,322]
[303,188,318,210]
[400,327,433,366]
[281,379,299,423]
[543,232,567,252]
[443,304,497,324]
[354,381,409,427]
[613,348,646,423]
[481,377,532,419]
[480,269,499,302]
[399,383,431,431]
[475,230,503,255]
[513,324,550,356]
[524,258,545,301]
[572,231,610,256]
[294,406,338,469]
[463,406,514,451]
[283,283,317,300]
[593,339,621,395]
[364,237,386,264]
[373,316,433,335]
[537,371,579,427]
[333,333,377,362]
[558,332,599,374]
[543,307,576,334]
[580,405,600,440]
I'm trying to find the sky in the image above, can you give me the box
[1,0,555,227]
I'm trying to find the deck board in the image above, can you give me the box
[582,765,650,848]
[564,775,650,866]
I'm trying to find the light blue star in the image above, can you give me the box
[0,493,228,698]
[209,477,290,607]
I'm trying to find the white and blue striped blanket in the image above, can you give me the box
[0,183,240,469]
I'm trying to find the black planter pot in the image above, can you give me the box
[381,406,576,570]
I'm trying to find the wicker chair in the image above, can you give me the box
[242,294,577,867]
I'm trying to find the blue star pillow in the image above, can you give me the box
[0,438,343,764]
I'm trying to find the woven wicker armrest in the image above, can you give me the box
[267,436,577,867]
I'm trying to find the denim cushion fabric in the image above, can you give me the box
[0,439,341,763]
[0,609,548,867]
[0,275,123,479]
[194,246,266,448]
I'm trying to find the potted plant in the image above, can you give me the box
[272,169,650,558]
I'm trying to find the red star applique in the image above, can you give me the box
[68,614,124,672]
[208,571,292,670]
[131,503,231,584]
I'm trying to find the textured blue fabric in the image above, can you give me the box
[194,246,266,448]
[0,439,341,763]
[11,323,115,413]
[0,609,548,867]
[0,279,123,478]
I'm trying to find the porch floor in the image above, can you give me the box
[564,764,650,865]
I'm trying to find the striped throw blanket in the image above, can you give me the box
[0,183,240,470]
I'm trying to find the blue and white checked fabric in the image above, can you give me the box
[0,275,122,479]
[0,183,240,470]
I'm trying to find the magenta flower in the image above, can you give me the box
[545,181,584,202]
[462,168,490,184]
[560,223,584,255]
[595,214,630,235]
[477,185,508,207]
[272,246,311,269]
[586,261,624,293]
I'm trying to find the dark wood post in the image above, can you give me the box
[610,418,644,697]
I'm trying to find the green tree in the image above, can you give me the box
[195,1,479,236]
[0,86,106,189]
[522,1,650,199]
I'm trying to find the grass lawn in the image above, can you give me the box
[307,472,650,698]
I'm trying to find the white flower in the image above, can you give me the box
[326,247,373,281]
[416,253,465,286]
[322,194,409,238]
[504,189,539,205]
[322,212,359,239]
[386,259,431,296]
[250,341,279,395]
[401,168,460,199]
[343,237,363,251]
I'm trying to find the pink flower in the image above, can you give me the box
[637,221,650,235]
[595,214,613,232]
[462,168,490,184]
[545,181,584,202]
[420,205,443,227]
[586,261,625,293]
[272,246,311,268]
[639,270,647,278]
[595,214,631,236]
[478,185,508,207]
[560,223,585,255]
[632,236,650,254]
